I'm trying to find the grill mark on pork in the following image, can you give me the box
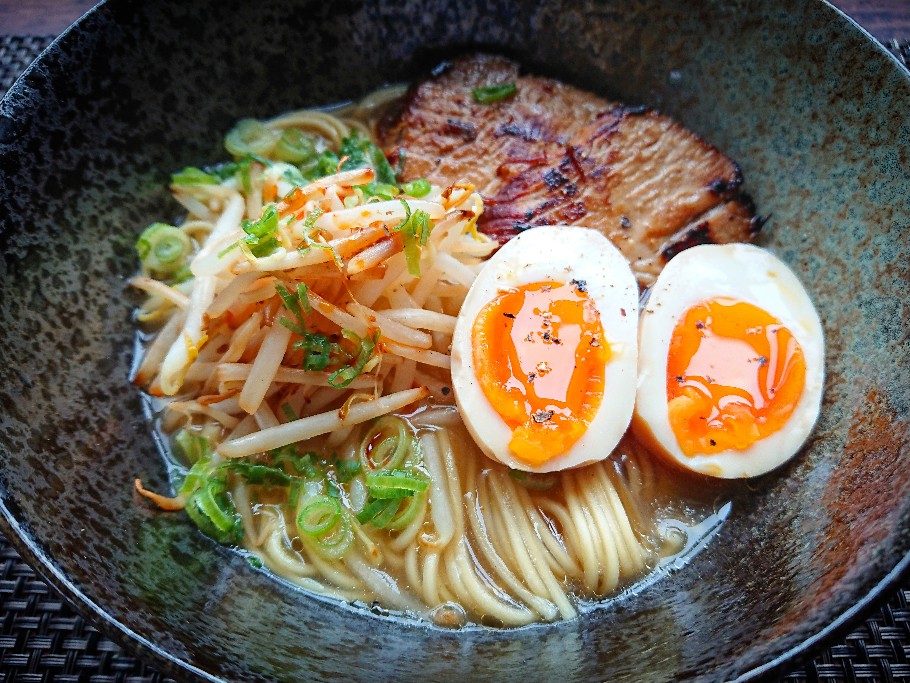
[378,54,760,283]
[444,119,478,141]
[659,200,763,264]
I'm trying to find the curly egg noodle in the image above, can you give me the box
[130,96,695,628]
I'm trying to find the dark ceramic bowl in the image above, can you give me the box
[1,0,909,681]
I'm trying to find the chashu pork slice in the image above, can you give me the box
[378,53,762,284]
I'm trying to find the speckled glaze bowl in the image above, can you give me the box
[0,0,908,681]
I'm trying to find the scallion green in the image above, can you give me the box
[225,118,279,158]
[296,495,354,559]
[274,128,317,164]
[333,457,362,483]
[182,470,243,545]
[508,469,557,491]
[472,82,517,104]
[173,428,212,464]
[385,490,426,530]
[391,200,434,276]
[298,496,342,536]
[135,223,193,277]
[359,182,400,201]
[222,461,292,487]
[240,205,280,258]
[401,178,431,198]
[338,132,397,185]
[171,166,219,186]
[328,329,378,389]
[365,470,429,499]
[359,416,412,472]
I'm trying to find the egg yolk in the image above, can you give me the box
[471,281,609,466]
[666,297,806,456]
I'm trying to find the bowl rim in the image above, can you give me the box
[1,0,909,681]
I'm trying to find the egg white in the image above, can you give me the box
[451,225,639,473]
[633,243,825,478]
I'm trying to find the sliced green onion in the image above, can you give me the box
[295,331,346,372]
[275,283,300,315]
[333,457,362,483]
[297,496,354,559]
[367,434,407,471]
[223,461,292,487]
[301,207,324,233]
[356,488,426,530]
[282,165,309,187]
[324,473,342,499]
[472,82,517,104]
[276,284,305,334]
[371,498,402,528]
[179,458,214,497]
[385,490,427,531]
[225,118,279,158]
[401,178,431,198]
[402,211,432,276]
[217,241,241,259]
[179,459,275,543]
[136,223,193,276]
[297,496,342,536]
[508,469,557,491]
[271,447,323,479]
[276,282,315,347]
[391,200,434,276]
[356,497,398,526]
[300,150,340,180]
[359,416,411,472]
[391,198,412,233]
[207,161,243,182]
[295,283,312,313]
[280,402,299,422]
[296,207,342,268]
[338,132,397,185]
[359,182,399,201]
[328,329,378,389]
[238,156,253,194]
[171,166,218,186]
[173,428,212,464]
[191,484,234,532]
[185,479,243,545]
[366,470,429,499]
[241,204,280,258]
[411,210,432,245]
[313,521,354,559]
[274,128,317,164]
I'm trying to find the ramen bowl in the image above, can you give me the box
[0,0,908,681]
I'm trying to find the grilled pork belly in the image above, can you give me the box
[379,54,761,283]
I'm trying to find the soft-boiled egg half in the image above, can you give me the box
[451,225,639,473]
[633,243,824,478]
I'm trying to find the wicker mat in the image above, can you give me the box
[2,33,910,683]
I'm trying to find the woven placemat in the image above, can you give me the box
[2,32,910,683]
[0,36,53,99]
